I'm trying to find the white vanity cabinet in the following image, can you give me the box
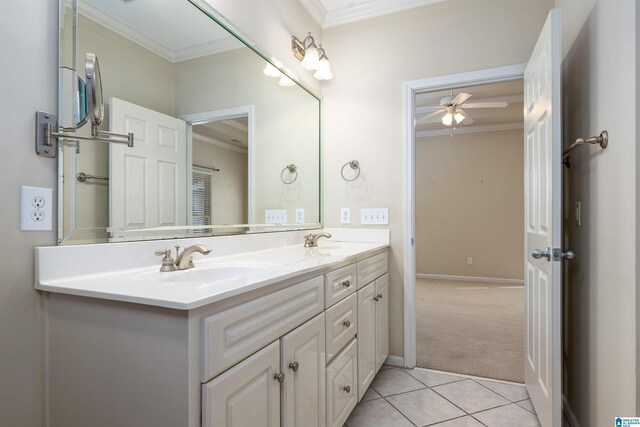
[41,246,388,427]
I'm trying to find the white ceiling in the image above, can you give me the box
[80,0,243,63]
[299,0,448,28]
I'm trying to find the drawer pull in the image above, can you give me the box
[342,279,351,288]
[288,361,299,372]
[343,320,351,328]
[274,372,286,383]
[342,385,351,393]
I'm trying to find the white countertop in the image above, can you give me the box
[36,232,389,310]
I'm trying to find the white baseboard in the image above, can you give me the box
[385,355,404,367]
[416,273,524,285]
[562,395,581,427]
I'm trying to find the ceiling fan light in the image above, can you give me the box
[453,111,465,124]
[442,112,454,126]
[314,57,333,80]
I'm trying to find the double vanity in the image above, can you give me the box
[36,230,390,427]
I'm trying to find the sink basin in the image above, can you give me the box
[133,260,281,285]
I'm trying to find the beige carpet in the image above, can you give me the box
[416,278,524,383]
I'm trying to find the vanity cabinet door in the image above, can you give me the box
[357,281,376,401]
[202,341,281,427]
[326,338,358,427]
[375,274,389,371]
[281,313,326,427]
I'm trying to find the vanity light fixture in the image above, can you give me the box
[263,63,281,77]
[279,74,295,87]
[292,33,333,80]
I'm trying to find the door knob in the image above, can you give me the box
[561,250,576,260]
[531,247,551,261]
[274,372,285,383]
[288,361,299,372]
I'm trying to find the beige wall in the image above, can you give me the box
[555,0,637,424]
[0,1,58,426]
[193,141,248,225]
[416,130,524,280]
[322,0,553,358]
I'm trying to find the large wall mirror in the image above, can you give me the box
[58,0,321,244]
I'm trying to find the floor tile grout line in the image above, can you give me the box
[421,414,473,427]
[427,384,476,418]
[470,378,527,403]
[381,394,419,427]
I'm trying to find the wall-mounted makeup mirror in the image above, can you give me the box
[58,0,321,244]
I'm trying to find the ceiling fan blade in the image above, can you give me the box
[416,109,446,123]
[450,92,472,105]
[415,106,445,114]
[460,101,508,109]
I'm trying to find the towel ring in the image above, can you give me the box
[341,160,360,181]
[281,164,298,184]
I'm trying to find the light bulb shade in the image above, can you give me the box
[314,57,333,80]
[300,44,319,70]
[278,74,295,87]
[263,63,281,78]
[453,111,465,124]
[442,112,454,126]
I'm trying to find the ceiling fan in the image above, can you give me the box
[416,91,508,126]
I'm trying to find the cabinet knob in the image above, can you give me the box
[342,385,351,393]
[342,279,351,287]
[288,361,299,372]
[274,372,285,383]
[373,295,380,302]
[377,293,383,300]
[343,320,351,328]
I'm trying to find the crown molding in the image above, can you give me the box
[299,0,448,28]
[415,121,524,138]
[78,2,241,63]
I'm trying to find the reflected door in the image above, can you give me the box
[109,98,187,236]
[523,9,562,427]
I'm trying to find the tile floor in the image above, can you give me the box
[346,366,540,427]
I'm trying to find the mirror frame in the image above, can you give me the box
[84,52,103,127]
[57,0,323,245]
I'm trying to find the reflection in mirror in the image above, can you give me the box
[58,0,321,244]
[59,67,88,130]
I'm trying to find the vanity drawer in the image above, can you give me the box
[325,293,357,362]
[357,252,388,289]
[326,338,358,427]
[325,263,357,308]
[201,276,324,382]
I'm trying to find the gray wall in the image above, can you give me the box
[0,0,58,425]
[556,0,637,424]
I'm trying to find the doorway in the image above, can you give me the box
[413,80,525,382]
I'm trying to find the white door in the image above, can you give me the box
[524,9,562,427]
[281,313,326,427]
[202,340,281,427]
[109,98,187,236]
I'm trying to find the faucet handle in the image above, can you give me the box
[155,249,177,272]
[175,245,181,256]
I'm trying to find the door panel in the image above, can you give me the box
[357,282,376,400]
[375,274,389,371]
[524,9,562,427]
[326,338,357,427]
[202,340,280,427]
[281,313,326,427]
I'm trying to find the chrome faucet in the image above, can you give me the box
[174,244,212,270]
[304,232,332,248]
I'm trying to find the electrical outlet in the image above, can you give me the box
[21,186,52,231]
[341,208,351,224]
[467,257,473,265]
[295,208,304,224]
[360,208,389,225]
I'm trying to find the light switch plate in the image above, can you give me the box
[265,209,287,224]
[21,186,53,231]
[341,208,351,224]
[295,208,304,224]
[360,208,389,225]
